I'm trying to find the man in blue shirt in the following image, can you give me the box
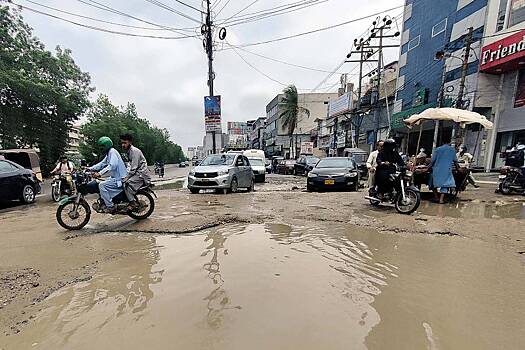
[429,134,458,204]
[89,136,128,213]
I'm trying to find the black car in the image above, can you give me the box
[294,155,320,176]
[307,157,360,192]
[0,159,40,204]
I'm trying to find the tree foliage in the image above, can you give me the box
[0,6,92,173]
[80,95,185,165]
[279,85,310,158]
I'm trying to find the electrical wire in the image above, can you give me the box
[219,0,260,24]
[215,0,231,17]
[76,0,199,34]
[11,2,198,39]
[18,0,182,31]
[173,0,205,13]
[143,0,202,24]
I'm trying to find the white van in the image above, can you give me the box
[243,149,266,183]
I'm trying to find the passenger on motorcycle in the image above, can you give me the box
[120,133,151,209]
[51,155,75,190]
[375,139,405,195]
[89,136,128,214]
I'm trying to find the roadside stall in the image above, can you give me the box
[403,108,493,197]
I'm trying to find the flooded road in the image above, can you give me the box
[417,200,525,219]
[4,223,525,350]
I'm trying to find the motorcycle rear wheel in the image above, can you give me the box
[395,189,420,215]
[499,177,514,195]
[128,191,155,220]
[56,199,91,230]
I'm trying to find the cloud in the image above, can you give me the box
[13,0,403,150]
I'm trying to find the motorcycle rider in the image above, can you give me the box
[120,133,151,209]
[51,155,75,191]
[89,136,128,214]
[375,139,405,196]
[457,145,479,188]
[366,140,384,189]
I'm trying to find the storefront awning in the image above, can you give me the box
[390,102,436,130]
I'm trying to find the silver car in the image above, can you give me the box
[187,153,254,194]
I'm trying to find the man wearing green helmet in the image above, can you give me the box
[88,136,128,213]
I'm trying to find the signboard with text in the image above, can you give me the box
[480,29,525,74]
[204,96,222,132]
[328,93,353,118]
[300,142,314,155]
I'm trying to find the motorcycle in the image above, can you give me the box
[51,172,75,202]
[498,166,525,195]
[154,164,165,178]
[365,167,421,214]
[56,170,156,230]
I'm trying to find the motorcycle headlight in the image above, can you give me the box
[217,170,229,176]
[345,172,358,178]
[307,172,317,178]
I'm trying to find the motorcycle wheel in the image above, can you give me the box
[56,199,91,230]
[51,184,61,202]
[499,177,514,195]
[128,191,155,220]
[395,189,420,215]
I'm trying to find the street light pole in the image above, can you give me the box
[204,0,216,154]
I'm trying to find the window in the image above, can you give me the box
[0,160,17,173]
[497,0,509,31]
[432,18,447,37]
[509,0,525,27]
[514,69,525,108]
[407,35,420,51]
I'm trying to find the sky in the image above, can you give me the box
[7,0,404,151]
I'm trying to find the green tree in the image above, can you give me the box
[0,6,92,173]
[279,85,309,159]
[80,95,185,165]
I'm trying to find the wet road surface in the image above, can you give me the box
[2,175,525,349]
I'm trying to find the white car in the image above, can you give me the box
[244,149,266,183]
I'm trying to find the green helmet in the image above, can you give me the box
[97,136,113,151]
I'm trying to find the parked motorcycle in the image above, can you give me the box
[56,170,156,230]
[498,166,525,195]
[365,167,421,214]
[51,173,75,202]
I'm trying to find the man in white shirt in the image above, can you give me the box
[366,140,384,188]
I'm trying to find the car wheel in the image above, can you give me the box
[20,184,36,204]
[247,178,255,192]
[230,177,239,193]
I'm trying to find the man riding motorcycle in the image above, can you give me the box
[120,133,151,210]
[51,155,76,193]
[374,139,405,197]
[89,136,128,214]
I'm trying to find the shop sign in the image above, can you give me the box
[480,29,525,74]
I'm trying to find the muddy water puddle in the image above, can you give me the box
[4,224,525,349]
[417,200,525,219]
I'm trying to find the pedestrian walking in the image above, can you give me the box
[429,135,458,204]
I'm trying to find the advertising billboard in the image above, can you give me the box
[328,93,353,117]
[204,96,222,132]
[300,142,314,155]
[227,121,249,135]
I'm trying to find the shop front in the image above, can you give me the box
[480,27,525,169]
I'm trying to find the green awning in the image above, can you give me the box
[391,102,436,129]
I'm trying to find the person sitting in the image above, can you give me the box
[89,136,128,213]
[366,140,384,188]
[375,139,405,195]
[51,155,75,191]
[457,145,479,188]
[120,133,151,209]
[429,135,458,204]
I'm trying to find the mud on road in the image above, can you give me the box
[1,174,525,349]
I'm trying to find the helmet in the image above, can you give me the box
[97,136,113,151]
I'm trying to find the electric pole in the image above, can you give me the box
[452,26,474,146]
[204,0,216,154]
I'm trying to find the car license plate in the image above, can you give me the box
[324,179,335,185]
[201,178,209,182]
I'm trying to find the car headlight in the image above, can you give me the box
[307,172,317,178]
[217,170,229,176]
[345,172,358,178]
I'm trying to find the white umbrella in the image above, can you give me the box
[404,107,493,129]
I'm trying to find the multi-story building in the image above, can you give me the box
[67,123,83,157]
[264,92,338,158]
[477,0,525,169]
[391,0,488,156]
[249,117,267,150]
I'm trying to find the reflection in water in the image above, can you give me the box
[201,228,242,329]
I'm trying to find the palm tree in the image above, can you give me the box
[279,85,310,159]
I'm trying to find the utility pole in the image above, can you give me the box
[452,26,474,146]
[204,0,216,154]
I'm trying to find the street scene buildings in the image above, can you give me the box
[2,1,525,349]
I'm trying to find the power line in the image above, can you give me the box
[219,0,260,24]
[222,5,404,49]
[173,0,205,13]
[18,0,180,31]
[215,0,231,17]
[76,0,199,34]
[143,0,202,24]
[12,3,197,39]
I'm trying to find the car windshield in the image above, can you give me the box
[316,158,354,169]
[306,157,320,165]
[248,158,264,166]
[201,154,235,166]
